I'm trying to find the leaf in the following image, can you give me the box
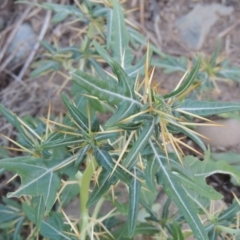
[110,0,133,68]
[42,3,83,18]
[171,221,185,240]
[23,203,74,240]
[106,101,139,126]
[134,223,159,236]
[0,104,18,126]
[128,167,141,238]
[152,55,187,73]
[94,147,130,183]
[33,195,45,230]
[51,12,69,23]
[163,57,201,99]
[145,157,159,192]
[149,140,208,240]
[0,156,74,213]
[177,100,240,116]
[59,183,79,207]
[168,121,206,151]
[175,172,222,200]
[87,169,116,207]
[218,201,240,222]
[30,61,60,78]
[94,132,119,142]
[123,119,155,169]
[40,40,56,54]
[0,203,22,228]
[41,136,84,149]
[71,69,141,107]
[75,144,90,167]
[125,54,146,78]
[62,93,89,132]
[184,154,240,185]
[219,60,240,82]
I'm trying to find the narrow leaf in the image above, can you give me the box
[71,69,141,106]
[177,100,240,116]
[87,169,116,207]
[149,140,208,240]
[163,57,201,99]
[62,93,88,131]
[94,147,130,183]
[128,167,141,238]
[110,0,133,68]
[124,119,155,169]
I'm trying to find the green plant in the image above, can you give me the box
[1,0,240,239]
[152,40,240,94]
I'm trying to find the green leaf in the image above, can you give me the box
[184,154,240,185]
[218,66,240,82]
[71,69,141,107]
[94,132,119,141]
[0,104,18,126]
[40,213,74,240]
[106,101,139,126]
[40,40,56,54]
[134,223,159,235]
[175,172,222,200]
[87,169,116,207]
[51,12,69,23]
[218,201,240,222]
[140,185,159,221]
[42,136,84,149]
[152,55,187,73]
[91,116,100,132]
[23,203,74,240]
[118,122,142,130]
[177,100,240,116]
[13,217,25,240]
[0,203,22,228]
[62,93,88,132]
[75,145,90,167]
[30,61,60,78]
[42,3,83,18]
[163,57,201,99]
[168,121,206,151]
[33,195,45,230]
[0,156,74,213]
[128,167,141,238]
[94,147,130,183]
[59,183,79,207]
[110,0,133,68]
[145,157,159,192]
[171,221,185,240]
[149,140,208,240]
[123,119,155,169]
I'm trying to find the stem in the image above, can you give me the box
[78,154,97,240]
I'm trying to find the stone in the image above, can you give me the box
[6,23,37,65]
[176,3,233,49]
[196,119,240,148]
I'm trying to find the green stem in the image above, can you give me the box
[77,154,97,240]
